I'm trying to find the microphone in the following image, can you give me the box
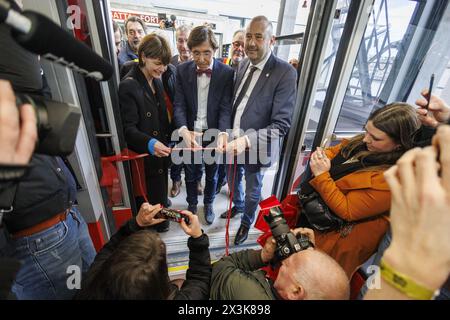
[0,2,113,81]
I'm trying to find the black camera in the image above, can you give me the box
[16,94,81,156]
[264,206,313,262]
[158,14,176,29]
[155,208,190,224]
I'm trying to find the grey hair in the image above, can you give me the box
[249,15,273,38]
[176,25,192,38]
[232,29,245,38]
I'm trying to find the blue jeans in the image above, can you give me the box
[170,163,183,182]
[227,164,264,228]
[217,163,227,187]
[1,207,96,300]
[170,161,203,182]
[185,161,217,206]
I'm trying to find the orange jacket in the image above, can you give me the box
[308,142,390,278]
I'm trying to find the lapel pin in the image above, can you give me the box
[266,73,270,77]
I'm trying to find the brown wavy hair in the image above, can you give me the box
[341,102,420,169]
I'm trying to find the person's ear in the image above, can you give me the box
[287,285,305,300]
[270,35,276,46]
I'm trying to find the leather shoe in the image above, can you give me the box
[188,204,197,215]
[170,180,181,198]
[197,181,204,196]
[220,206,243,219]
[204,204,215,225]
[234,224,249,245]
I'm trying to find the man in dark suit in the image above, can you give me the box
[169,25,204,198]
[223,16,297,245]
[173,26,234,225]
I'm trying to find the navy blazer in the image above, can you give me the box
[173,59,234,132]
[233,54,297,168]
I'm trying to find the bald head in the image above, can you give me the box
[274,250,350,300]
[248,16,273,38]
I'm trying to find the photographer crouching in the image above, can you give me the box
[76,204,211,300]
[210,207,350,300]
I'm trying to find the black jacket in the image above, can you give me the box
[162,63,176,104]
[122,62,176,105]
[78,218,212,300]
[173,59,234,132]
[1,155,76,233]
[119,64,171,175]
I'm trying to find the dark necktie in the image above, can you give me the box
[196,68,212,77]
[232,66,258,113]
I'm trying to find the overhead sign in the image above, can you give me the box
[111,10,160,25]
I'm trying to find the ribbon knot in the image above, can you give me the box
[196,68,212,77]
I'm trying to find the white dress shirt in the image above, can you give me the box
[232,52,272,138]
[195,59,214,131]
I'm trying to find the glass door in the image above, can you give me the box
[278,0,449,198]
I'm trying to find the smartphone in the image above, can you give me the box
[425,73,435,110]
[156,208,190,224]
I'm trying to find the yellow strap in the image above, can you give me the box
[380,259,435,300]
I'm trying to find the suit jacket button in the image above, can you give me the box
[153,130,158,136]
[146,112,151,118]
[158,169,163,174]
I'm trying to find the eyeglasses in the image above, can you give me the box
[192,50,213,58]
[232,41,244,48]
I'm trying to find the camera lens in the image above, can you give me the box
[15,93,81,156]
[16,94,50,139]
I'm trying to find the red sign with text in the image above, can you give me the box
[111,10,160,25]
